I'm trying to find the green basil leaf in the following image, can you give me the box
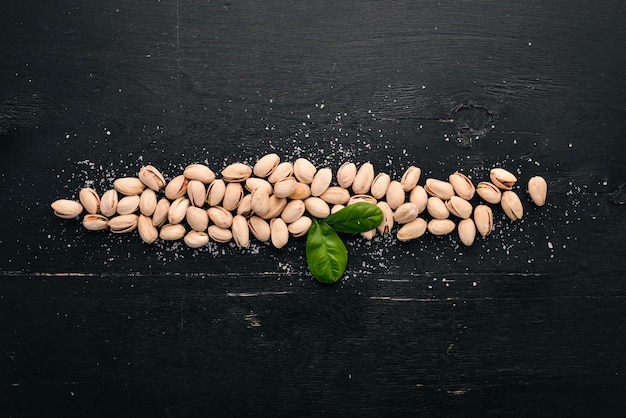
[323,202,383,234]
[306,219,348,284]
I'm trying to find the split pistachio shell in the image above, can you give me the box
[400,166,421,192]
[208,225,232,243]
[501,191,524,221]
[409,185,428,214]
[207,206,234,228]
[152,198,170,227]
[293,158,317,184]
[186,206,209,231]
[490,168,517,190]
[427,197,450,220]
[108,214,138,233]
[270,218,289,249]
[114,177,145,196]
[304,197,330,218]
[186,180,206,207]
[281,199,306,224]
[319,187,350,205]
[51,199,83,219]
[183,164,215,184]
[139,165,166,191]
[100,189,118,217]
[445,196,473,219]
[222,182,244,211]
[397,218,427,241]
[184,230,209,248]
[137,214,158,244]
[139,189,157,216]
[386,180,405,210]
[232,215,250,248]
[376,201,394,234]
[458,218,476,246]
[117,195,140,215]
[253,153,280,178]
[164,175,188,200]
[336,162,357,188]
[347,195,377,206]
[424,178,454,200]
[427,219,456,235]
[248,216,271,242]
[79,188,100,214]
[82,214,108,231]
[448,171,475,200]
[273,177,299,198]
[267,162,293,184]
[331,204,345,214]
[476,181,502,204]
[222,163,252,182]
[393,202,419,224]
[288,182,312,200]
[288,216,312,238]
[160,223,186,241]
[371,173,391,199]
[245,177,273,195]
[310,168,332,196]
[352,162,374,194]
[206,179,226,206]
[250,187,271,217]
[261,195,287,220]
[473,204,493,237]
[237,194,253,217]
[528,176,547,206]
[168,197,190,224]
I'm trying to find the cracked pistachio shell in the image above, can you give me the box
[108,214,138,234]
[336,162,357,188]
[445,196,473,219]
[371,173,391,199]
[51,199,83,219]
[250,187,271,217]
[376,201,394,234]
[237,194,253,217]
[319,186,350,205]
[270,218,289,249]
[79,188,100,214]
[260,195,287,220]
[248,216,271,242]
[137,214,158,244]
[427,197,450,220]
[352,162,375,195]
[222,182,244,211]
[114,177,145,196]
[288,182,311,200]
[490,168,517,190]
[476,181,502,204]
[82,214,108,231]
[427,219,456,236]
[273,176,299,199]
[288,216,312,238]
[267,162,293,184]
[159,223,186,241]
[393,202,419,224]
[139,189,157,216]
[208,225,232,243]
[424,178,454,200]
[186,206,209,231]
[253,153,280,178]
[501,191,524,221]
[458,218,476,246]
[331,204,345,214]
[448,171,475,200]
[397,217,427,241]
[293,158,317,184]
[400,166,421,192]
[222,162,252,182]
[168,197,190,224]
[184,230,209,248]
[528,176,547,206]
[117,195,140,215]
[100,189,118,217]
[164,175,189,200]
[152,198,170,227]
[281,199,306,224]
[206,179,226,206]
[138,165,166,191]
[304,197,330,219]
[183,164,215,184]
[386,180,405,210]
[409,185,428,214]
[347,195,377,206]
[310,168,332,197]
[473,204,493,237]
[232,214,250,248]
[245,177,273,195]
[186,180,206,208]
[207,206,233,228]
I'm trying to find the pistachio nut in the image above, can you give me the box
[448,171,475,200]
[288,216,312,238]
[400,166,421,192]
[445,196,473,219]
[426,197,450,220]
[232,214,250,248]
[310,167,332,197]
[361,229,376,240]
[250,187,271,217]
[293,158,317,184]
[347,195,377,206]
[245,177,273,195]
[114,177,145,196]
[476,181,502,204]
[168,197,190,224]
[304,197,330,218]
[473,204,493,237]
[222,182,244,211]
[281,199,306,224]
[424,178,454,200]
[207,206,234,228]
[267,161,293,184]
[386,180,406,210]
[183,164,215,184]
[393,202,419,224]
[208,225,232,243]
[397,217,427,241]
[138,165,166,191]
[501,190,524,221]
[51,199,83,219]
[273,176,299,199]
[159,223,186,241]
[288,182,312,200]
[458,218,476,246]
[270,218,289,249]
[370,173,391,199]
[100,189,118,217]
[237,194,254,217]
[186,180,206,207]
[253,153,280,178]
[152,198,170,227]
[248,216,271,242]
[186,206,209,231]
[376,201,394,234]
[427,219,456,236]
[222,162,252,182]
[528,176,547,206]
[352,162,374,194]
[137,214,158,244]
[319,187,350,205]
[336,162,357,188]
[206,179,226,206]
[79,188,100,214]
[139,188,157,216]
[490,168,517,190]
[117,195,140,215]
[184,230,210,248]
[331,204,345,214]
[108,214,138,233]
[260,195,287,220]
[82,214,108,231]
[409,185,428,214]
[164,175,189,200]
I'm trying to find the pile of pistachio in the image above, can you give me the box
[51,154,548,248]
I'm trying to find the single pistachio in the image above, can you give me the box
[273,176,299,199]
[160,223,186,241]
[490,168,517,190]
[206,179,226,207]
[117,195,140,215]
[347,195,377,206]
[164,175,189,200]
[237,194,254,217]
[152,198,170,227]
[427,219,456,236]
[222,162,252,182]
[448,171,475,200]
[336,162,357,189]
[424,178,455,200]
[138,165,166,191]
[473,204,493,237]
[186,206,209,231]
[458,218,476,246]
[51,199,83,219]
[445,196,473,219]
[393,202,419,224]
[186,180,207,207]
[310,168,332,197]
[288,182,312,200]
[361,229,376,240]
[331,204,345,214]
[248,216,271,242]
[208,225,232,243]
[79,188,100,214]
[270,218,289,249]
[501,191,524,221]
[250,187,271,217]
[293,158,317,184]
[183,164,215,184]
[207,206,234,228]
[319,186,350,205]
[222,182,244,211]
[267,162,293,184]
[260,195,287,220]
[397,217,427,241]
[108,214,139,233]
[427,197,450,220]
[232,214,250,248]
[184,230,209,248]
[100,189,118,217]
[287,216,312,238]
[253,153,281,178]
[400,166,421,192]
[114,177,145,196]
[137,214,158,244]
[304,197,330,219]
[352,162,375,195]
[386,180,405,210]
[370,173,391,199]
[245,177,273,195]
[281,199,306,224]
[139,189,157,216]
[168,197,190,224]
[409,185,428,214]
[476,181,502,204]
[528,176,547,206]
[376,201,394,234]
[82,214,108,231]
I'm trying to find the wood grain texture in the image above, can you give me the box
[1,0,625,416]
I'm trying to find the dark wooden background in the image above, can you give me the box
[2,0,626,416]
